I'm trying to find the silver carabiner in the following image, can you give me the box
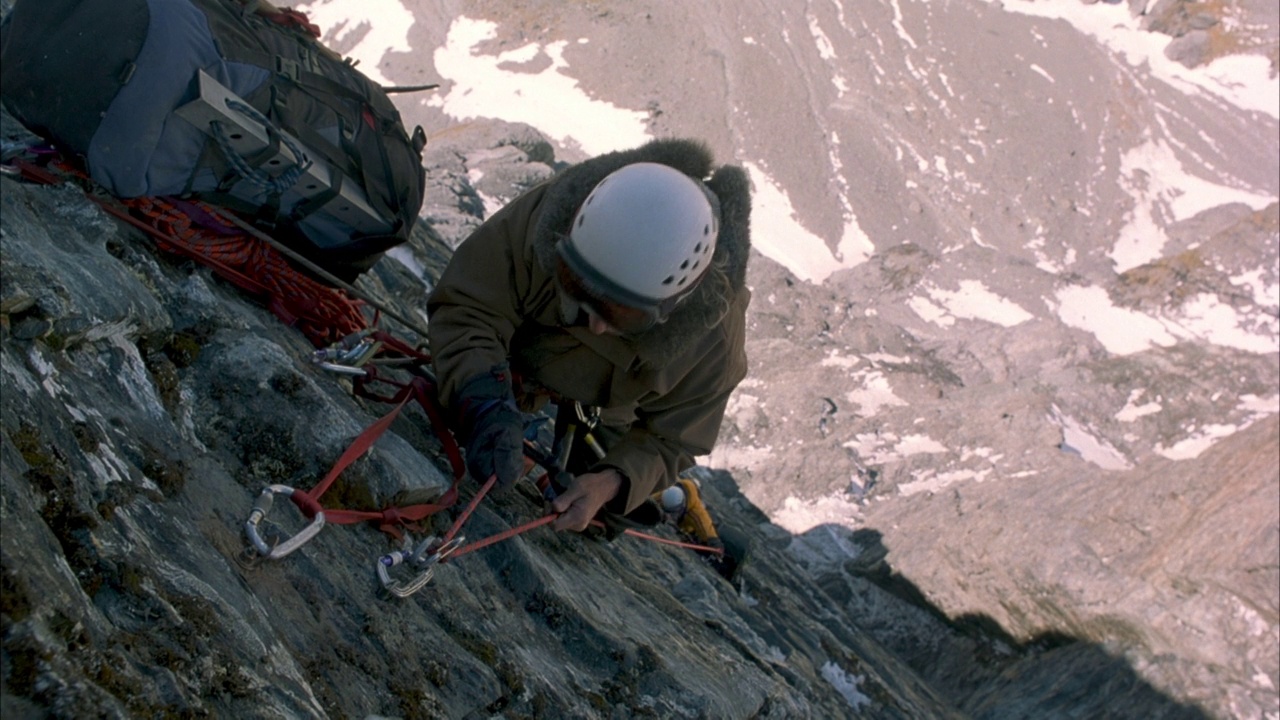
[376,535,465,598]
[312,336,380,376]
[312,329,377,374]
[243,484,326,560]
[314,361,367,376]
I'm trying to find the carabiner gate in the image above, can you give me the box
[376,535,465,598]
[243,484,326,560]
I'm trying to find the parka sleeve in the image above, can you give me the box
[597,293,750,514]
[427,185,554,412]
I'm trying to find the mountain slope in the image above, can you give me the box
[0,111,1227,719]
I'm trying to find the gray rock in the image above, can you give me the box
[3,0,1277,709]
[1165,29,1214,67]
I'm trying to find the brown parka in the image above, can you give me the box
[427,139,752,514]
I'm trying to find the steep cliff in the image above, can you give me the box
[3,97,1250,717]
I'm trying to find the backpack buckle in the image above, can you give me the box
[274,56,301,82]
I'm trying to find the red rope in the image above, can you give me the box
[442,475,497,545]
[445,514,558,561]
[612,527,725,555]
[289,376,466,539]
[21,158,369,348]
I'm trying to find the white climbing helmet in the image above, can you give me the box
[556,163,718,333]
[660,484,687,514]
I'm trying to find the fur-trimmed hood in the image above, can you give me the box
[428,139,753,508]
[530,138,752,363]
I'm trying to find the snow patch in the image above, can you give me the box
[1053,285,1177,355]
[776,495,862,535]
[899,467,992,496]
[821,351,861,369]
[1052,406,1133,471]
[1155,423,1240,460]
[1230,268,1280,309]
[990,0,1280,119]
[386,246,426,278]
[465,168,506,217]
[1111,138,1275,273]
[845,371,908,416]
[910,281,1034,327]
[908,295,955,328]
[295,0,414,87]
[1238,394,1280,415]
[821,661,872,712]
[430,17,649,156]
[845,432,947,465]
[1029,64,1055,83]
[865,352,911,365]
[706,443,774,473]
[1150,394,1275,460]
[744,162,873,283]
[1165,293,1280,354]
[723,393,765,430]
[929,280,1034,327]
[1115,389,1162,422]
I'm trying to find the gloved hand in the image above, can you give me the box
[455,364,525,490]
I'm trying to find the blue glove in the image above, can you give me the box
[455,364,525,490]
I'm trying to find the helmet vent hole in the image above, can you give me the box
[678,277,688,286]
[577,215,586,227]
[692,260,700,270]
[663,275,674,285]
[694,242,703,253]
[703,225,711,236]
[680,260,689,270]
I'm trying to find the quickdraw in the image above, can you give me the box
[377,535,464,598]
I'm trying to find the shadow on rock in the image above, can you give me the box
[810,525,1214,720]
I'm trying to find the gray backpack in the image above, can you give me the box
[1,0,428,281]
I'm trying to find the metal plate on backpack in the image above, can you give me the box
[175,70,392,241]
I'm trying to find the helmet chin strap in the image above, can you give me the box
[558,288,583,326]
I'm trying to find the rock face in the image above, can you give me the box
[0,114,898,719]
[1140,0,1280,68]
[865,414,1280,719]
[2,0,1278,716]
[2,109,1247,720]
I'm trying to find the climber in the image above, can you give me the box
[655,474,747,579]
[657,478,719,548]
[427,138,752,535]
